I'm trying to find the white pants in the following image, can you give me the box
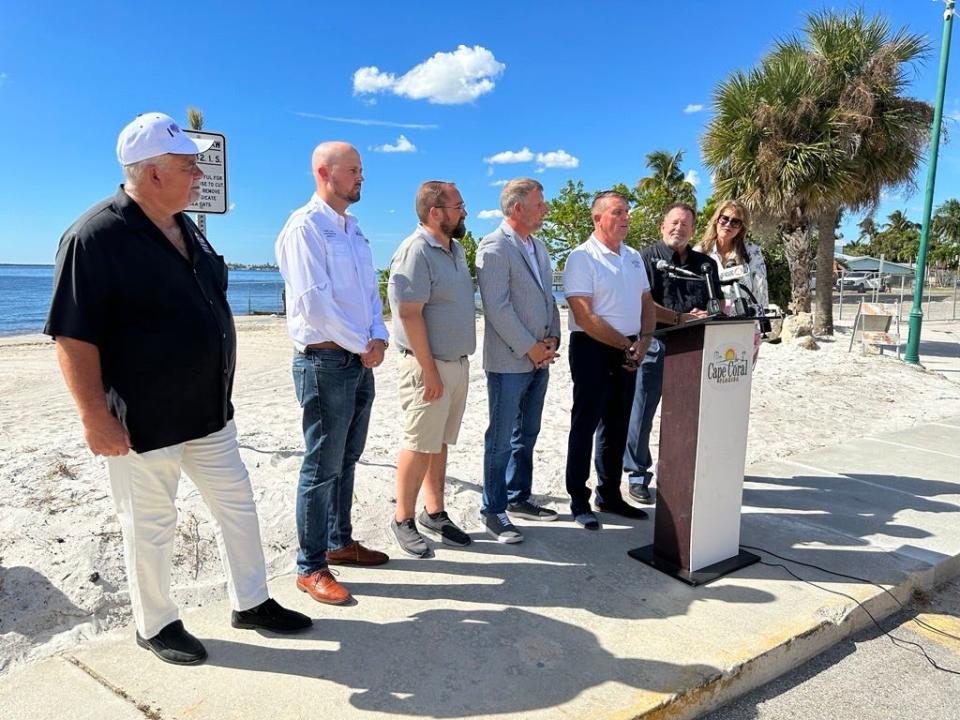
[107,420,269,638]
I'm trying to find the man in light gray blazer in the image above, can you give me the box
[476,178,561,543]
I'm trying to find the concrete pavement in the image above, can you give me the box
[3,330,958,719]
[2,410,959,719]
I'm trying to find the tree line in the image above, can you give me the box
[536,9,944,336]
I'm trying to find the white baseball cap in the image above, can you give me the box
[116,112,214,165]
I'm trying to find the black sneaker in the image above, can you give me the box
[595,499,648,519]
[483,513,523,543]
[392,518,431,557]
[231,598,312,633]
[136,620,207,665]
[628,484,654,504]
[574,511,600,530]
[507,499,558,522]
[418,509,472,547]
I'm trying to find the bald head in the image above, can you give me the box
[312,141,363,213]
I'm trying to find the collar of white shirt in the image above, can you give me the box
[588,233,624,257]
[309,193,355,234]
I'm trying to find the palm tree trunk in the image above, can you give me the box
[782,223,813,313]
[814,208,840,335]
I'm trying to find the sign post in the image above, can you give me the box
[184,130,228,236]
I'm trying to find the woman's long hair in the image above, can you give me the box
[699,200,751,264]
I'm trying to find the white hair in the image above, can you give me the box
[122,154,175,184]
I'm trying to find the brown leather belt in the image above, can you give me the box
[305,341,346,351]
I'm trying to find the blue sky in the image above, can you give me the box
[2,0,959,269]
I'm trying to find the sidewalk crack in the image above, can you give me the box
[65,656,164,719]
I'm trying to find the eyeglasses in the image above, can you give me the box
[436,203,466,211]
[717,214,743,229]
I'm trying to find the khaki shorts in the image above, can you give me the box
[397,352,469,454]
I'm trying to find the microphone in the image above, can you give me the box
[702,263,724,316]
[655,259,700,278]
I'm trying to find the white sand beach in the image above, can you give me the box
[1,311,959,674]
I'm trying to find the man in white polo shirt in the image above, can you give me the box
[562,191,655,530]
[276,141,390,607]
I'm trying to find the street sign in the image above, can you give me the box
[184,130,228,214]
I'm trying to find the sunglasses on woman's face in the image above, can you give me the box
[717,214,743,229]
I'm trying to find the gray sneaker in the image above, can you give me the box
[417,509,472,547]
[391,518,430,558]
[507,499,558,522]
[484,513,523,543]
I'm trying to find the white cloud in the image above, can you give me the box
[477,209,503,220]
[228,202,237,211]
[535,149,579,170]
[0,72,7,86]
[685,170,700,187]
[484,147,580,173]
[293,112,438,130]
[684,103,704,113]
[484,147,534,164]
[371,134,417,153]
[353,45,505,105]
[491,179,509,186]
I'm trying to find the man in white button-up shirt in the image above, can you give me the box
[275,142,390,606]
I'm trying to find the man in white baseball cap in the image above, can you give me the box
[116,112,214,165]
[44,112,312,666]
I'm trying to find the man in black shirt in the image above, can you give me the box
[45,112,310,665]
[624,203,717,503]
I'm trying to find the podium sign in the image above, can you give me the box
[629,318,760,585]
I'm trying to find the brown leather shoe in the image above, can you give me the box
[325,541,389,567]
[296,570,352,605]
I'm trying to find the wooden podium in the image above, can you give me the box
[627,317,760,585]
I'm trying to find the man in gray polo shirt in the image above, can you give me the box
[387,181,477,557]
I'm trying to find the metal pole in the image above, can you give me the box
[906,0,955,363]
[899,276,906,319]
[952,270,957,319]
[197,213,207,237]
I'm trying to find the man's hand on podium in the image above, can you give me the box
[679,308,709,324]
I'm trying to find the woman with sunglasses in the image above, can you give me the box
[695,200,769,363]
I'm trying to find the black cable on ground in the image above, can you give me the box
[741,544,960,676]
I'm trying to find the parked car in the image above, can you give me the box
[836,271,887,293]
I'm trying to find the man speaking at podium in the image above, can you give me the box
[624,203,718,504]
[563,191,655,530]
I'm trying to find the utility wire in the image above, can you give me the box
[741,544,960,676]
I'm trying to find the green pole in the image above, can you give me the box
[906,0,955,364]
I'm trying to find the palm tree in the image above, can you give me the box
[857,216,878,245]
[703,46,850,313]
[884,210,919,235]
[785,10,931,333]
[932,199,960,268]
[186,106,204,131]
[636,149,697,206]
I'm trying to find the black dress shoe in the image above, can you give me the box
[231,598,313,633]
[136,620,207,665]
[595,499,649,520]
[628,484,654,504]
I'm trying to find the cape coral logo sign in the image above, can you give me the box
[706,344,749,388]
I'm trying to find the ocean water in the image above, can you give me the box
[0,264,285,337]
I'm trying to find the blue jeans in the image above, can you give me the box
[623,340,665,488]
[481,368,549,515]
[292,349,374,575]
